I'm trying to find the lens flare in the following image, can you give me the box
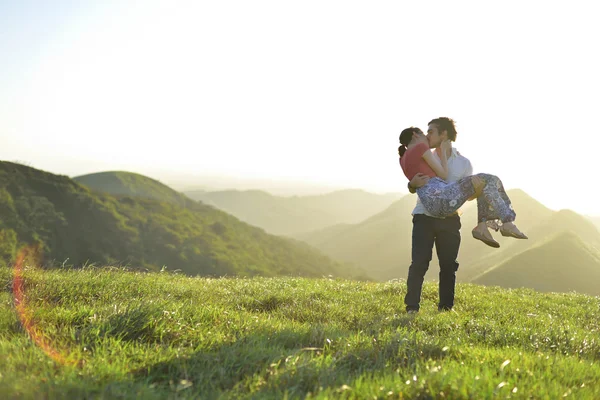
[13,246,77,366]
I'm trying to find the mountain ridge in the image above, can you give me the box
[473,230,600,295]
[294,188,597,287]
[184,187,403,236]
[0,162,360,279]
[74,171,188,206]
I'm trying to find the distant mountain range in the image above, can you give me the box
[463,208,600,282]
[473,231,600,295]
[7,162,599,296]
[451,189,555,280]
[74,169,600,296]
[183,189,403,236]
[293,189,600,296]
[1,163,362,279]
[292,195,416,281]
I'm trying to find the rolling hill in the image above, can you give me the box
[184,188,403,236]
[473,231,600,295]
[452,189,555,278]
[462,208,600,281]
[588,215,600,231]
[0,162,359,278]
[74,171,188,206]
[293,195,416,281]
[294,189,579,283]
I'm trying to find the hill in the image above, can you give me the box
[295,189,554,282]
[462,208,600,281]
[473,231,600,295]
[0,162,356,278]
[588,215,600,230]
[293,195,416,281]
[184,188,402,236]
[455,189,555,268]
[74,171,187,206]
[3,267,600,398]
[292,222,352,245]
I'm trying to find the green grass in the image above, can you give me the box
[1,267,600,399]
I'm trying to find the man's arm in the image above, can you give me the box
[407,173,430,194]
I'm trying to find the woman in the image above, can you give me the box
[398,126,527,248]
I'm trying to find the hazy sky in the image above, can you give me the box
[1,1,599,215]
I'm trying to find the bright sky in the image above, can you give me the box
[1,1,599,215]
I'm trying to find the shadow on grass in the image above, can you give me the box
[130,316,449,398]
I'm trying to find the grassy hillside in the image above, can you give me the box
[473,231,600,295]
[184,188,402,236]
[0,162,356,278]
[2,267,600,399]
[74,171,188,206]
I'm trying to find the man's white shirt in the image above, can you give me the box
[412,147,473,216]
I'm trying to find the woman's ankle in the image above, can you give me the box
[474,222,488,232]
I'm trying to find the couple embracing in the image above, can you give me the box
[398,117,527,313]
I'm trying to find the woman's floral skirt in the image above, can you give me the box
[416,177,475,218]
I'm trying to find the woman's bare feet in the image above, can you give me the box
[472,222,500,248]
[499,222,528,239]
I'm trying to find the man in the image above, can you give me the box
[404,117,473,313]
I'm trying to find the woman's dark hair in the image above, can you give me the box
[398,127,422,157]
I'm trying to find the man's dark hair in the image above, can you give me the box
[428,117,457,141]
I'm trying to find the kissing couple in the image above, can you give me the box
[399,117,527,313]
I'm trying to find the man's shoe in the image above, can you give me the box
[407,309,418,314]
[438,307,458,314]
